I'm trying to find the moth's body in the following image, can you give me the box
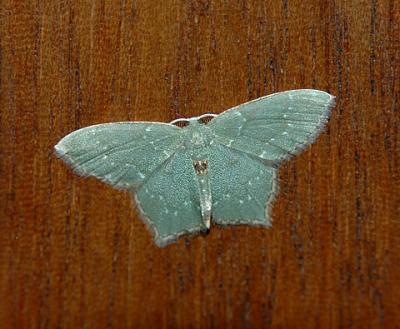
[181,118,215,230]
[55,89,335,246]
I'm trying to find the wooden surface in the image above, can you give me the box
[1,0,399,328]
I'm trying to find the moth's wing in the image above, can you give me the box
[55,122,205,246]
[54,122,183,189]
[207,90,334,225]
[209,143,276,225]
[134,149,206,246]
[208,89,335,162]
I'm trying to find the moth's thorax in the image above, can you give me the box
[182,119,213,160]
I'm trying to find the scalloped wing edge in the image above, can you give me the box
[131,190,206,247]
[131,167,279,247]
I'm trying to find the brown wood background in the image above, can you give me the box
[1,0,399,328]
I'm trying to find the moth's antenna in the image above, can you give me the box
[196,113,218,125]
[170,118,190,126]
[196,113,217,120]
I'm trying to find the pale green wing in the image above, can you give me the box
[54,122,183,189]
[208,89,335,162]
[209,143,276,225]
[134,149,206,246]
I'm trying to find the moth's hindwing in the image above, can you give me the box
[209,143,276,225]
[134,149,207,246]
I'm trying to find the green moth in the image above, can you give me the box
[55,89,335,246]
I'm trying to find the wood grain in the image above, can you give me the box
[0,0,399,328]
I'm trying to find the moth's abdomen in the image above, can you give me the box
[193,159,212,229]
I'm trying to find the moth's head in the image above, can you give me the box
[170,113,217,128]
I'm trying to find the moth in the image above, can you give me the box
[55,89,335,246]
